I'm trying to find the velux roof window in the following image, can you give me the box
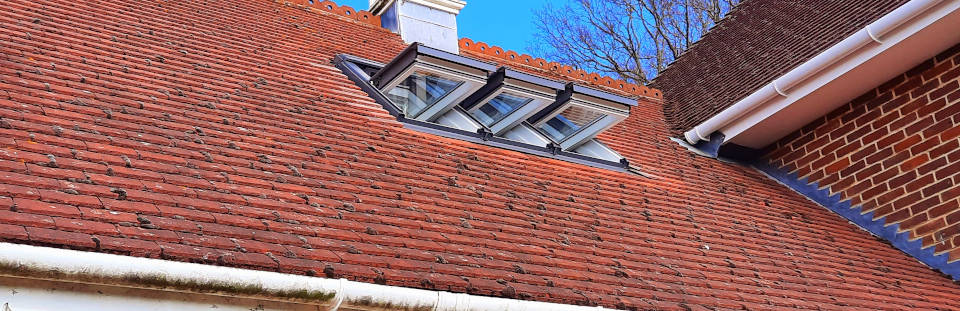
[334,44,637,171]
[371,46,491,121]
[387,73,460,118]
[529,84,631,150]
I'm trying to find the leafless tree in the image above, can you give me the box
[531,0,739,84]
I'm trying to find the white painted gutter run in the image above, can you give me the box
[683,0,946,144]
[0,242,614,311]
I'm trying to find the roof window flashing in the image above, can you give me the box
[334,48,636,172]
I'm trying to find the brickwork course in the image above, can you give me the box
[0,0,958,310]
[765,43,960,262]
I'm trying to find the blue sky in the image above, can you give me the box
[337,0,551,55]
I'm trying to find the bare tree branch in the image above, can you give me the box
[530,0,739,84]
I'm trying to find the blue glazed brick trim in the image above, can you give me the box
[753,160,960,280]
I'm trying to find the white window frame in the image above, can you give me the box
[380,62,486,121]
[466,84,555,135]
[532,98,628,150]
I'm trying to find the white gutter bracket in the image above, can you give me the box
[865,25,885,44]
[772,80,789,97]
[325,278,347,311]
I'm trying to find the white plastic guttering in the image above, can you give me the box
[684,0,947,144]
[0,242,614,311]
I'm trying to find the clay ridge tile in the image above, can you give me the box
[458,38,662,99]
[280,0,381,27]
[280,0,661,100]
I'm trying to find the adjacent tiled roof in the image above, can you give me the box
[652,0,910,134]
[1,0,959,309]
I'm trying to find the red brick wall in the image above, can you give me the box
[765,43,960,260]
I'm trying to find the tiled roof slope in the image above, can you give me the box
[651,0,910,134]
[1,0,959,309]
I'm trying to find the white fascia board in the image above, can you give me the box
[0,242,618,311]
[684,0,960,148]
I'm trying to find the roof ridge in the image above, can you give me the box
[458,38,662,99]
[279,0,381,27]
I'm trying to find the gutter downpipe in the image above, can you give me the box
[683,0,946,145]
[0,242,613,311]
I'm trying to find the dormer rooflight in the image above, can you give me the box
[335,44,638,171]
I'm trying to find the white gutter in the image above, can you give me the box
[683,0,948,144]
[0,242,613,311]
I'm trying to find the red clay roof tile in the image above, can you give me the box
[0,0,958,309]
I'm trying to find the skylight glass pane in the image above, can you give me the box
[385,72,463,118]
[470,92,532,126]
[539,105,606,142]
